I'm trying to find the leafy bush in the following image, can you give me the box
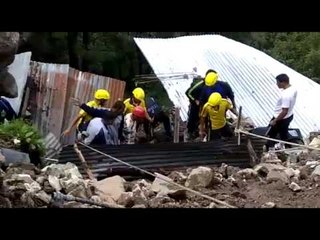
[0,119,46,156]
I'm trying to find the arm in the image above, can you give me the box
[62,114,83,135]
[80,103,117,119]
[186,81,203,102]
[224,82,237,110]
[199,104,209,139]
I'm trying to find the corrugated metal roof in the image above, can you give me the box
[58,137,266,180]
[4,52,32,114]
[134,35,320,138]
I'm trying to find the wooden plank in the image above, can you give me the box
[174,107,180,143]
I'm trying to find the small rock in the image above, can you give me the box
[24,181,42,193]
[117,192,134,207]
[289,182,302,192]
[261,202,276,208]
[261,152,280,163]
[236,168,258,180]
[254,163,287,177]
[306,161,320,167]
[267,169,289,184]
[94,175,126,202]
[208,202,217,208]
[36,176,46,185]
[211,172,224,185]
[292,176,299,183]
[90,195,103,204]
[185,166,213,189]
[311,165,320,180]
[0,196,12,208]
[131,204,146,208]
[151,173,181,193]
[48,175,61,192]
[149,196,174,208]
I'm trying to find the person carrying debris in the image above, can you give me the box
[146,96,172,140]
[199,92,234,141]
[0,97,17,123]
[120,87,153,142]
[62,89,110,138]
[265,73,297,151]
[199,71,238,116]
[185,69,216,139]
[123,106,147,144]
[72,99,125,145]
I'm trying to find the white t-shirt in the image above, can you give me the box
[273,86,297,119]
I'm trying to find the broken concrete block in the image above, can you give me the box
[185,166,213,189]
[117,192,134,207]
[267,169,289,184]
[95,175,126,202]
[48,175,61,192]
[131,204,146,208]
[24,181,42,193]
[151,173,180,193]
[311,165,320,181]
[132,184,148,205]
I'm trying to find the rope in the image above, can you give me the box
[235,129,320,152]
[78,142,236,208]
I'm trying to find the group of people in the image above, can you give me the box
[185,69,297,151]
[62,87,172,145]
[185,69,239,141]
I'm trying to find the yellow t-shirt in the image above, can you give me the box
[123,98,146,115]
[200,99,231,130]
[77,100,99,126]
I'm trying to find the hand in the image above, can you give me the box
[148,117,154,123]
[199,131,206,140]
[61,129,71,137]
[270,119,277,126]
[195,100,200,106]
[70,97,81,107]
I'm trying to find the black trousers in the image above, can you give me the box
[266,115,293,149]
[209,124,233,141]
[187,102,200,134]
[145,111,172,138]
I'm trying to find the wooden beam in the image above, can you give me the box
[174,107,180,143]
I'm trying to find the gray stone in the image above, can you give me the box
[117,192,134,207]
[185,167,213,189]
[237,168,258,180]
[0,148,30,166]
[289,182,302,192]
[267,169,289,184]
[261,202,276,208]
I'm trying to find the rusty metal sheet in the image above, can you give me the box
[61,68,126,144]
[28,61,69,139]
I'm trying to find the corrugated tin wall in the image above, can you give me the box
[4,52,32,114]
[61,68,126,144]
[25,61,126,144]
[28,61,69,139]
[134,35,320,138]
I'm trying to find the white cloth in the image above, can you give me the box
[123,113,137,144]
[273,86,297,119]
[84,118,108,145]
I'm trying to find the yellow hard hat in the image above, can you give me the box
[205,72,218,86]
[208,92,222,106]
[94,89,110,100]
[132,87,145,101]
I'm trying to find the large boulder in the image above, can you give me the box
[94,175,126,202]
[185,167,213,189]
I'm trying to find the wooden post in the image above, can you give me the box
[74,144,96,181]
[174,107,180,143]
[236,106,242,145]
[247,137,258,166]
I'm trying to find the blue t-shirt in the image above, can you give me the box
[146,97,161,118]
[199,81,234,105]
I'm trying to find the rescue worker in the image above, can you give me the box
[62,89,110,138]
[0,97,17,123]
[265,73,297,151]
[146,96,172,140]
[123,106,147,144]
[78,100,125,145]
[199,71,238,116]
[199,92,235,141]
[185,69,216,139]
[120,87,153,142]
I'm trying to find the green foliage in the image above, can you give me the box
[0,119,46,156]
